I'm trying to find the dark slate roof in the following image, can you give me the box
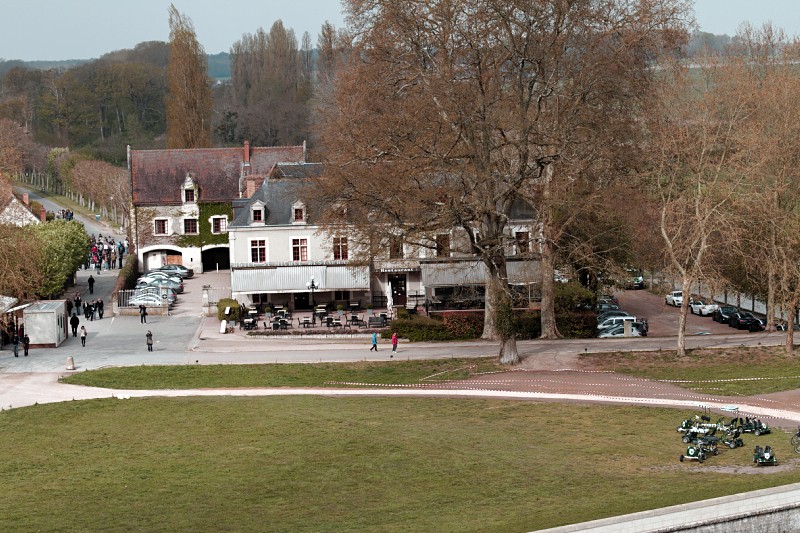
[131,145,305,205]
[231,171,317,228]
[271,162,325,180]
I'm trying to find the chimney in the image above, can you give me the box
[23,193,29,205]
[243,140,251,166]
[39,206,47,222]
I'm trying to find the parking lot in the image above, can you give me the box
[613,289,757,337]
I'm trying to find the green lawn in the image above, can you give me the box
[0,397,796,532]
[579,346,800,395]
[61,358,503,389]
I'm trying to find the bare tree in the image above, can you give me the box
[166,4,211,148]
[314,0,690,363]
[647,54,752,356]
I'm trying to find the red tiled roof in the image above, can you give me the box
[131,145,305,205]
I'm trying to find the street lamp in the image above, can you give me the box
[306,276,318,308]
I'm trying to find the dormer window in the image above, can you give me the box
[182,175,196,203]
[251,200,265,224]
[292,201,306,224]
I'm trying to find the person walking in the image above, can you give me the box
[139,304,147,324]
[391,332,398,356]
[74,293,82,314]
[370,332,378,352]
[146,330,153,351]
[22,334,30,356]
[97,298,104,319]
[80,326,87,347]
[11,332,19,357]
[88,275,95,294]
[70,314,80,337]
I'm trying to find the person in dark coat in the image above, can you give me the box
[146,330,153,351]
[74,293,82,314]
[139,304,147,324]
[11,333,19,357]
[88,275,95,294]
[22,334,30,356]
[97,298,104,319]
[70,314,80,337]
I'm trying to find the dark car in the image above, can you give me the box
[712,306,738,324]
[728,312,764,332]
[154,264,194,279]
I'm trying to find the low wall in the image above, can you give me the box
[538,482,800,533]
[113,304,170,317]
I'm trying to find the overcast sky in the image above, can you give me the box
[0,1,798,62]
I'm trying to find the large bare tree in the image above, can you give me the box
[314,0,690,363]
[166,4,211,149]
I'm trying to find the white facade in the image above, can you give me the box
[23,300,67,348]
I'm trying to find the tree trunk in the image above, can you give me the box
[498,337,519,365]
[676,277,692,357]
[539,163,560,339]
[481,251,508,341]
[786,301,798,354]
[540,237,560,339]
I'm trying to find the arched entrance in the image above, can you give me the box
[142,249,183,272]
[202,246,230,271]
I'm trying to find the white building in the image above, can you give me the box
[228,164,540,311]
[0,191,41,227]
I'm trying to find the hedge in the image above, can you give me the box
[389,310,597,342]
[217,298,242,322]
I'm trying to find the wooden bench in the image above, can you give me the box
[368,316,385,328]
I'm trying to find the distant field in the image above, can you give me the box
[0,397,796,532]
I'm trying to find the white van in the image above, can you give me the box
[597,315,636,330]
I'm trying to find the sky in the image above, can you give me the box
[0,0,347,61]
[0,1,799,62]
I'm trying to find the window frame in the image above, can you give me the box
[333,236,348,260]
[250,239,267,263]
[183,218,199,235]
[153,218,169,236]
[183,188,195,203]
[211,216,228,234]
[292,237,309,262]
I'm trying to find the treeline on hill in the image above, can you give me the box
[0,19,339,165]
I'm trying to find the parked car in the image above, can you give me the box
[597,310,631,323]
[128,294,171,307]
[712,306,738,324]
[689,299,719,316]
[729,312,764,332]
[595,302,620,313]
[140,271,183,284]
[136,278,184,294]
[597,315,636,330]
[599,323,644,338]
[135,287,177,305]
[776,321,800,331]
[625,269,645,290]
[154,264,194,279]
[600,294,620,306]
[665,290,684,307]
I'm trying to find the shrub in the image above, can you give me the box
[396,307,409,319]
[441,312,484,339]
[217,298,242,322]
[384,316,454,341]
[114,254,139,293]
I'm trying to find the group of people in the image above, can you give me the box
[86,234,127,272]
[69,292,103,321]
[9,324,30,357]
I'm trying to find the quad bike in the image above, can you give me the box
[680,434,719,463]
[729,417,771,436]
[721,429,744,449]
[677,415,718,435]
[753,445,777,466]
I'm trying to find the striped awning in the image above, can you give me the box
[232,265,370,294]
[420,259,539,287]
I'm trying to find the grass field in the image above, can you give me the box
[579,346,800,396]
[60,358,504,389]
[1,397,797,532]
